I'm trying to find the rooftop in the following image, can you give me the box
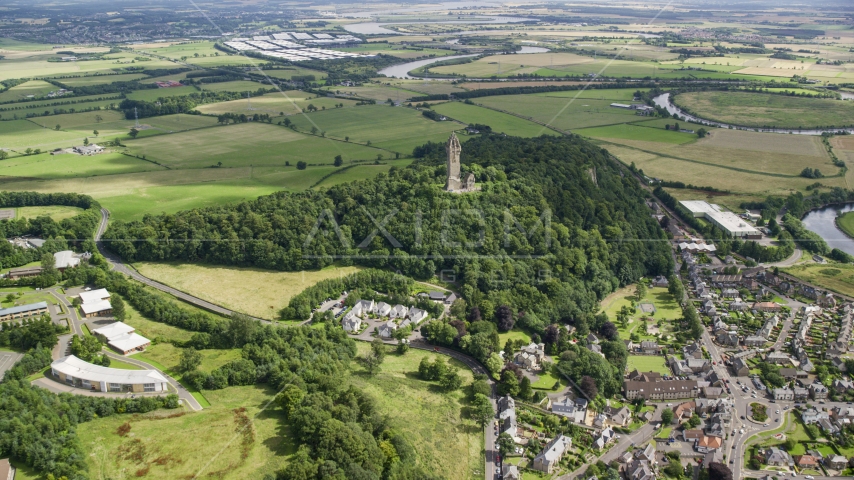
[52,355,167,384]
[0,301,48,317]
[79,288,110,304]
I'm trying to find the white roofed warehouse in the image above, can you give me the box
[679,200,761,238]
[50,355,169,393]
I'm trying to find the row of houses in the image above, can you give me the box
[801,405,854,436]
[763,446,849,471]
[620,444,657,480]
[0,301,48,322]
[341,299,429,337]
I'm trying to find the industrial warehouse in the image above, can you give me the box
[679,200,762,238]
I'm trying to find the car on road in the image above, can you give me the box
[805,475,814,479]
[776,410,780,414]
[741,416,746,420]
[764,423,769,427]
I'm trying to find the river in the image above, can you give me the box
[378,46,548,79]
[653,93,854,136]
[802,204,854,256]
[378,54,479,79]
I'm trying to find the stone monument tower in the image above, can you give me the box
[445,132,462,191]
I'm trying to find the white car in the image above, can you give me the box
[776,410,780,414]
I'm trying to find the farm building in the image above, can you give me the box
[50,355,168,392]
[679,200,761,238]
[0,301,49,322]
[92,321,150,355]
[73,144,104,155]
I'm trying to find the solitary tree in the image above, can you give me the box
[55,125,61,130]
[93,129,99,136]
[497,433,516,457]
[179,347,203,373]
[83,137,89,146]
[296,161,307,170]
[333,155,343,167]
[661,407,674,425]
[128,128,139,139]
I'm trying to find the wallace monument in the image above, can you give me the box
[444,132,476,193]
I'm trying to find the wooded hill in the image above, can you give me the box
[103,134,673,324]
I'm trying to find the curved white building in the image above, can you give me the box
[50,355,169,393]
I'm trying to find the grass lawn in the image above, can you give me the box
[656,426,673,439]
[107,357,145,370]
[531,371,565,390]
[350,343,483,480]
[133,262,362,319]
[600,285,681,341]
[431,101,559,137]
[121,298,196,343]
[0,151,164,179]
[672,91,854,129]
[76,383,293,480]
[133,343,241,375]
[626,355,670,374]
[498,328,532,347]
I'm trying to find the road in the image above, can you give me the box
[95,208,271,324]
[558,405,662,480]
[766,248,802,268]
[95,207,506,477]
[103,351,202,411]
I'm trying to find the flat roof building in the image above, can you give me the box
[54,250,80,270]
[50,355,168,393]
[679,200,761,238]
[7,266,43,279]
[0,301,49,322]
[79,288,112,318]
[93,321,150,354]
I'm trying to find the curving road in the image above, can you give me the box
[95,208,271,324]
[97,208,497,473]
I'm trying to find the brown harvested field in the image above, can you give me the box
[698,129,827,157]
[133,262,362,319]
[459,81,587,90]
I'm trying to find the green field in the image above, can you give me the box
[124,122,387,168]
[431,102,558,137]
[497,328,533,347]
[673,91,854,129]
[195,90,354,117]
[258,67,327,80]
[838,212,854,239]
[16,205,83,221]
[125,86,199,101]
[287,105,460,154]
[76,383,292,480]
[132,262,361,319]
[782,264,854,299]
[0,80,58,102]
[312,159,413,189]
[475,95,645,131]
[576,123,699,144]
[350,343,482,480]
[626,355,670,374]
[0,151,163,179]
[199,81,267,93]
[58,73,149,86]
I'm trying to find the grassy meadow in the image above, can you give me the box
[431,102,558,137]
[350,343,483,480]
[673,91,854,129]
[132,263,362,319]
[782,264,854,299]
[16,205,82,221]
[195,90,356,116]
[286,105,461,154]
[626,355,670,374]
